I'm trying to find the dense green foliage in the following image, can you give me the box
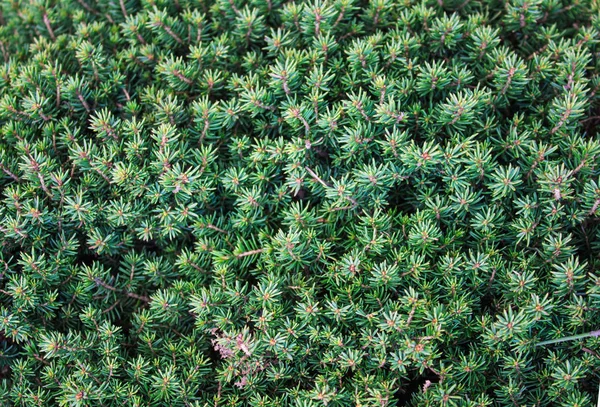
[2,0,600,405]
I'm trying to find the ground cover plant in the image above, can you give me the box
[2,0,600,405]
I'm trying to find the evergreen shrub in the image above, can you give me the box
[2,0,600,405]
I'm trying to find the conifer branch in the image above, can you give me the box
[236,248,264,258]
[305,166,359,207]
[93,278,151,303]
[76,0,98,15]
[0,163,20,182]
[156,22,183,44]
[119,0,128,18]
[172,69,193,84]
[42,13,56,41]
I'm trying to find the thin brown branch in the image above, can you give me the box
[173,69,193,84]
[159,22,183,44]
[0,164,20,182]
[126,291,151,302]
[77,91,91,112]
[76,0,99,14]
[43,13,56,41]
[93,277,151,303]
[236,248,264,259]
[304,166,329,189]
[103,300,120,314]
[36,173,53,199]
[589,198,600,216]
[305,166,359,207]
[207,224,229,234]
[119,0,128,18]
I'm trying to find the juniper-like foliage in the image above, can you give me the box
[1,0,600,406]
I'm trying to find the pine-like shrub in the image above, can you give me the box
[2,0,600,405]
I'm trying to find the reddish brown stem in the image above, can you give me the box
[236,249,264,259]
